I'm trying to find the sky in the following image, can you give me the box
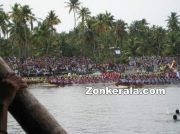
[1,0,180,32]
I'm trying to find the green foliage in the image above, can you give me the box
[0,3,180,63]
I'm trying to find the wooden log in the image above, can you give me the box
[0,57,67,134]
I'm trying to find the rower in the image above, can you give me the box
[173,115,180,121]
[176,109,180,114]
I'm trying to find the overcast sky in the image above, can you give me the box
[2,0,180,32]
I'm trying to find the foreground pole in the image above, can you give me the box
[0,57,67,134]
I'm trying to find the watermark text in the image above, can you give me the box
[85,87,166,95]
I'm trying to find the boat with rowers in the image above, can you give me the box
[115,77,180,88]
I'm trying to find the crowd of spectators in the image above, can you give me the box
[128,56,175,73]
[4,56,177,77]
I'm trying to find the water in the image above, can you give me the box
[8,84,180,134]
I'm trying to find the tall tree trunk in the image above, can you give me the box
[157,43,160,56]
[24,26,28,58]
[45,41,49,55]
[120,37,123,48]
[73,9,76,28]
[46,32,52,55]
[20,42,26,58]
[82,16,85,30]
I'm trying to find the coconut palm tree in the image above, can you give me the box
[44,10,61,54]
[9,3,35,58]
[104,11,114,28]
[129,19,149,56]
[9,3,22,24]
[0,4,3,12]
[0,6,9,38]
[65,0,81,28]
[21,5,36,31]
[9,3,24,57]
[32,21,50,55]
[90,12,114,60]
[166,12,180,56]
[93,12,114,35]
[114,19,127,47]
[126,36,140,57]
[166,12,180,32]
[78,7,91,29]
[151,26,166,56]
[44,10,61,31]
[21,5,36,57]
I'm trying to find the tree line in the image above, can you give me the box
[0,0,180,63]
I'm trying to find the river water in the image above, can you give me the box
[8,83,180,134]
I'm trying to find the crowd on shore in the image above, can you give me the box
[4,56,180,85]
[5,56,94,76]
[117,70,179,86]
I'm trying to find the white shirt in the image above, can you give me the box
[177,71,180,79]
